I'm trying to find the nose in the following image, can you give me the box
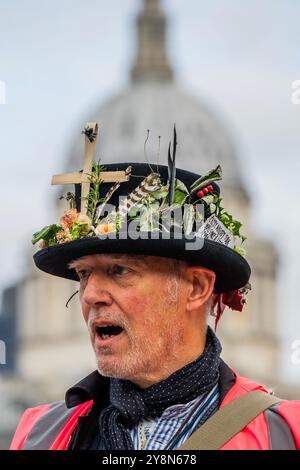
[81,271,113,308]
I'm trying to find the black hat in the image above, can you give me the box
[32,125,250,294]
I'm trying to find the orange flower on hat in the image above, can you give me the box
[95,222,116,235]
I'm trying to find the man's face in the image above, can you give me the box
[69,254,188,385]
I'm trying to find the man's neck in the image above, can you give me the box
[130,346,207,389]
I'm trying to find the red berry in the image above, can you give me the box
[197,190,204,198]
[207,185,213,191]
[203,187,209,194]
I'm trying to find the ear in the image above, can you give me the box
[185,267,216,313]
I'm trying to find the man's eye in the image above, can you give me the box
[77,269,90,279]
[111,265,130,276]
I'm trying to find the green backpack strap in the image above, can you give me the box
[178,390,281,450]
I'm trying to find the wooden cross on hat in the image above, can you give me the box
[51,122,130,215]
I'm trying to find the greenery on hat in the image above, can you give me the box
[31,161,247,257]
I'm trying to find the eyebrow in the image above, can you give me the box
[68,254,150,271]
[109,254,149,265]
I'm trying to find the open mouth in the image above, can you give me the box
[96,324,124,340]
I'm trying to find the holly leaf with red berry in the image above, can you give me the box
[192,185,219,218]
[190,165,222,194]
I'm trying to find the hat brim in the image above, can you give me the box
[33,235,250,293]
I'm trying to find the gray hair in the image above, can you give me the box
[164,259,185,303]
[165,259,215,315]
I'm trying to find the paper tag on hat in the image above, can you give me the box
[196,214,234,248]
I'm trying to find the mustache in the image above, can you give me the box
[87,310,131,333]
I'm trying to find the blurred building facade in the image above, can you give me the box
[1,0,299,450]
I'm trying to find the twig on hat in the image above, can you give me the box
[168,125,177,205]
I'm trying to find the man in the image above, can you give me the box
[10,124,300,450]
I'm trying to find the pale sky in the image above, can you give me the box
[0,0,300,384]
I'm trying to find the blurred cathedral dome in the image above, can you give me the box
[68,0,244,193]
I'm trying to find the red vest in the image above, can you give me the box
[10,369,300,450]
